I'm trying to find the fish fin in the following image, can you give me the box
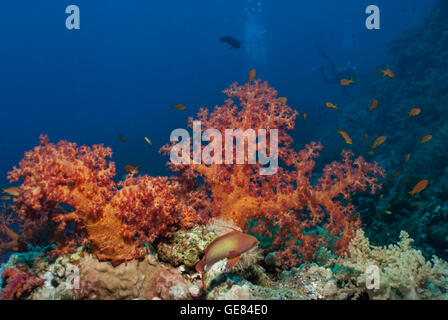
[201,272,208,292]
[226,256,240,269]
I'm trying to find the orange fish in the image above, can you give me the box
[409,180,429,196]
[173,104,187,111]
[196,231,258,291]
[369,99,378,111]
[404,153,411,164]
[340,78,354,86]
[338,130,352,145]
[2,187,20,197]
[364,133,369,147]
[303,113,307,120]
[248,69,256,83]
[407,108,421,117]
[0,196,11,201]
[420,135,432,144]
[379,68,394,79]
[124,165,141,174]
[278,97,288,104]
[371,136,387,149]
[326,102,338,110]
[390,171,402,179]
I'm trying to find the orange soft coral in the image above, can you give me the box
[8,135,204,265]
[162,79,385,267]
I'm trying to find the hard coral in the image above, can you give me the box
[8,135,203,265]
[162,79,385,267]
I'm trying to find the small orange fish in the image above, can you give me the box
[338,130,353,145]
[303,113,307,120]
[369,99,378,111]
[364,133,369,147]
[248,69,256,83]
[404,153,411,164]
[371,136,387,149]
[278,97,288,104]
[326,102,338,110]
[2,187,20,197]
[196,231,258,291]
[124,165,141,174]
[390,171,402,179]
[173,104,187,111]
[407,108,421,117]
[420,135,432,144]
[379,68,394,79]
[409,179,429,196]
[119,134,127,143]
[0,196,11,201]
[340,78,354,86]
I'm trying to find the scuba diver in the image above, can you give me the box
[315,44,358,85]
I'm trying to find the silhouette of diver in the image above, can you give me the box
[220,35,242,49]
[316,44,357,84]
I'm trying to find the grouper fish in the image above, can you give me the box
[195,231,259,291]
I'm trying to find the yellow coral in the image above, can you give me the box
[334,230,448,300]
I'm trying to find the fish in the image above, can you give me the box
[340,78,354,86]
[371,136,387,149]
[196,231,258,291]
[2,187,20,197]
[404,153,411,164]
[419,135,432,144]
[326,102,338,110]
[407,108,421,116]
[337,130,353,145]
[409,179,429,196]
[0,196,11,201]
[303,113,307,120]
[379,68,394,79]
[144,137,152,146]
[248,69,256,83]
[364,133,369,147]
[369,99,378,111]
[219,35,242,49]
[173,104,187,111]
[278,97,288,104]
[119,134,127,143]
[390,171,402,179]
[124,165,141,174]
[385,210,393,215]
[367,151,375,155]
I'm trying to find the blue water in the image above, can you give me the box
[0,0,434,184]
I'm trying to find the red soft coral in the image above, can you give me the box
[8,135,204,265]
[162,79,385,267]
[0,265,43,300]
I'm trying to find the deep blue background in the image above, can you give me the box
[0,1,434,186]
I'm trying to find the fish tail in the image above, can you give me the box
[202,272,208,293]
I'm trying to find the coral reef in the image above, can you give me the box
[7,135,205,265]
[331,229,448,300]
[0,265,44,300]
[162,79,385,267]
